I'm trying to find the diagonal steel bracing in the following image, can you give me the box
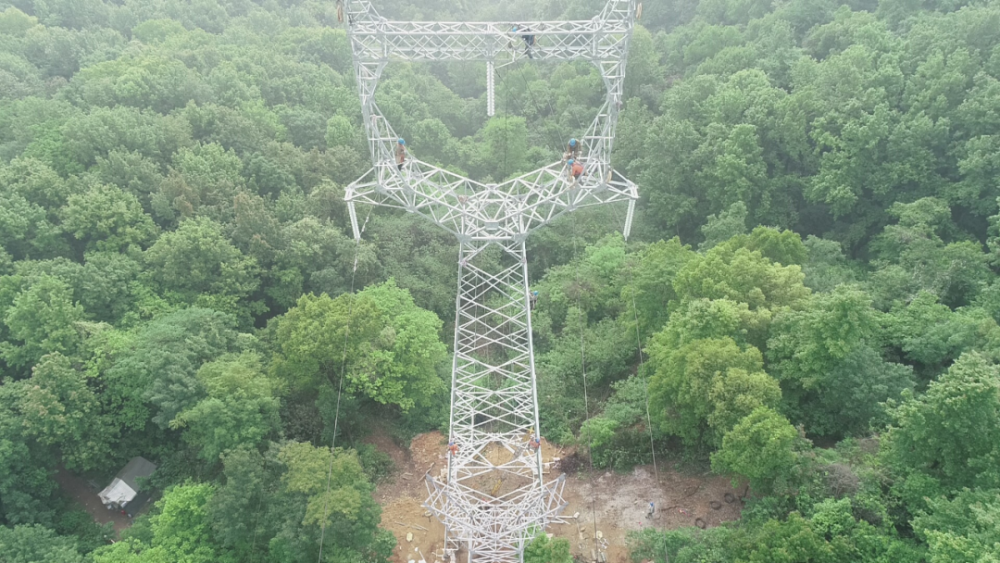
[340,2,639,562]
[426,240,565,563]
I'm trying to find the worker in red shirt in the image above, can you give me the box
[568,159,584,184]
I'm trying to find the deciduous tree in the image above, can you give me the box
[100,308,238,432]
[711,406,800,495]
[649,337,779,447]
[144,217,260,326]
[912,488,1000,563]
[60,183,158,253]
[17,353,111,471]
[0,524,84,563]
[272,280,446,412]
[0,275,84,370]
[882,352,1000,499]
[172,353,281,462]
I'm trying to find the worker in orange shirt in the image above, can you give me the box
[568,159,584,184]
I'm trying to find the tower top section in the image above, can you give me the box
[341,0,639,63]
[342,0,640,243]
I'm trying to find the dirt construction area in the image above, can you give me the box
[369,431,743,563]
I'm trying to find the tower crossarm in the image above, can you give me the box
[346,158,637,242]
[343,0,637,64]
[347,20,629,63]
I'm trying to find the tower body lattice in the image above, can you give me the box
[341,2,639,562]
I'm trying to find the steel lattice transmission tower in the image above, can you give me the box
[340,2,640,561]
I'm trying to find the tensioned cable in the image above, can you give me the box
[569,216,602,555]
[511,67,568,157]
[606,201,660,485]
[248,472,269,563]
[603,171,665,563]
[606,189,666,563]
[317,206,373,563]
[517,56,591,159]
[627,259,658,483]
[493,63,562,174]
[624,246,668,563]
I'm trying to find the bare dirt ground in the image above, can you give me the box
[370,431,743,563]
[54,468,133,534]
[368,432,449,563]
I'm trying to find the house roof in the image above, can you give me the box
[115,457,157,492]
[124,491,152,518]
[98,478,134,506]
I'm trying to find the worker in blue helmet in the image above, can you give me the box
[564,138,580,161]
[511,25,535,59]
[395,138,406,171]
[530,290,539,310]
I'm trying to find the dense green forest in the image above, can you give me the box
[1,0,999,561]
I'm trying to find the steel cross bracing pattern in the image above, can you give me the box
[340,2,639,562]
[425,239,568,563]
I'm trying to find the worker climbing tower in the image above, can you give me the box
[340,2,640,562]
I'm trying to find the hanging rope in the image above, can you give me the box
[248,479,266,563]
[627,252,669,563]
[606,199,660,484]
[567,213,603,557]
[519,56,592,160]
[510,68,568,157]
[608,200,668,561]
[316,206,373,563]
[493,55,599,169]
[578,198,666,563]
[628,260,659,483]
[495,63,551,178]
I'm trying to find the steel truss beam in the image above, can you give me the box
[425,240,567,563]
[346,160,638,243]
[341,2,639,561]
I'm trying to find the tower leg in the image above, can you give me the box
[426,240,563,563]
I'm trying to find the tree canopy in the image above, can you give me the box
[1,0,1000,560]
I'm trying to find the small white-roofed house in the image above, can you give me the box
[98,457,156,511]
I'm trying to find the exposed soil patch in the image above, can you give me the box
[372,432,449,563]
[558,465,742,563]
[373,432,743,563]
[363,427,413,477]
[54,468,133,535]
